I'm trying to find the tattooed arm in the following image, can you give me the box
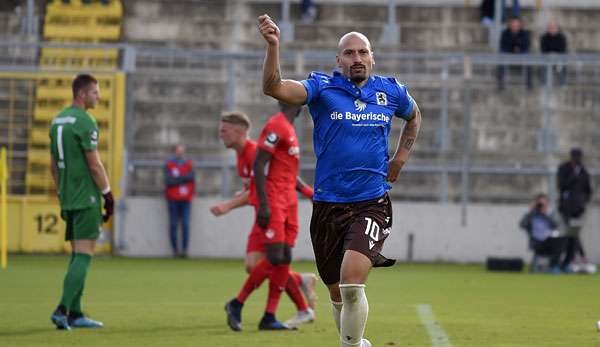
[259,14,307,105]
[387,101,422,183]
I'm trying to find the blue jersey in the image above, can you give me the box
[301,71,414,203]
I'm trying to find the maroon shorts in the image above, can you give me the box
[310,193,392,285]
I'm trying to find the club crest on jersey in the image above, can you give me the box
[376,92,388,106]
[264,132,278,147]
[354,99,367,112]
[265,229,275,239]
[90,130,98,141]
[288,146,300,156]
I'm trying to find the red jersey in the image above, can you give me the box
[165,159,195,201]
[250,112,300,207]
[236,139,257,190]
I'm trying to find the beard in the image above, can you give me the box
[349,65,367,83]
[350,75,367,83]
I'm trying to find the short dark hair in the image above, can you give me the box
[221,111,251,130]
[535,193,547,201]
[72,74,98,99]
[570,147,583,158]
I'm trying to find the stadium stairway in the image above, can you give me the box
[118,0,600,201]
[24,0,123,194]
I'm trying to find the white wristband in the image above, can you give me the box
[101,187,111,195]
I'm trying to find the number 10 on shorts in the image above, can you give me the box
[364,217,380,242]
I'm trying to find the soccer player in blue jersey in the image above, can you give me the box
[258,14,422,347]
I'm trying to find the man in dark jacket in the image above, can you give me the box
[557,148,593,271]
[497,16,532,90]
[540,20,568,85]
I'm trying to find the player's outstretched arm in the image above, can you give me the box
[253,148,273,228]
[295,176,313,199]
[388,101,422,183]
[210,190,250,216]
[258,14,307,106]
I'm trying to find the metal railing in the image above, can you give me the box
[0,41,599,215]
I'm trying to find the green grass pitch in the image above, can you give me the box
[1,255,600,346]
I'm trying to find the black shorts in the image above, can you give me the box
[310,193,392,285]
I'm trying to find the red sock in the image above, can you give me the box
[236,258,272,303]
[265,264,290,314]
[286,271,308,311]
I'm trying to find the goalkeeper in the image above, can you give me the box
[49,74,114,330]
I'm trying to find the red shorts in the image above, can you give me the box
[245,204,298,254]
[246,224,264,254]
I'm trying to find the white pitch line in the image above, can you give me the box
[416,304,453,347]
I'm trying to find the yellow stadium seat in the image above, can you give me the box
[28,149,51,166]
[46,1,123,18]
[41,48,120,68]
[30,128,50,146]
[37,85,72,99]
[34,106,66,122]
[44,1,123,42]
[25,172,53,190]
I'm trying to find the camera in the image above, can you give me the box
[534,202,544,212]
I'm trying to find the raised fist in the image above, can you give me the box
[258,14,280,46]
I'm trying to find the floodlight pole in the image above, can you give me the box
[381,0,399,45]
[439,61,450,203]
[26,0,33,35]
[461,57,473,226]
[280,0,294,44]
[491,0,504,52]
[542,63,557,207]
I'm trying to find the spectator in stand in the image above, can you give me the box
[480,0,521,25]
[164,144,195,258]
[497,16,532,91]
[301,0,317,23]
[540,20,568,86]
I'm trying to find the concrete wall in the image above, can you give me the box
[117,197,600,264]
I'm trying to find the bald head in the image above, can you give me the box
[336,32,374,86]
[337,32,372,53]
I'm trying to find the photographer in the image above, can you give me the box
[520,194,567,273]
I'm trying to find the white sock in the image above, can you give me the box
[331,300,343,333]
[339,284,368,347]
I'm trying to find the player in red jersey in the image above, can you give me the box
[211,109,317,330]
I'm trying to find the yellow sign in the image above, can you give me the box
[7,196,111,254]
